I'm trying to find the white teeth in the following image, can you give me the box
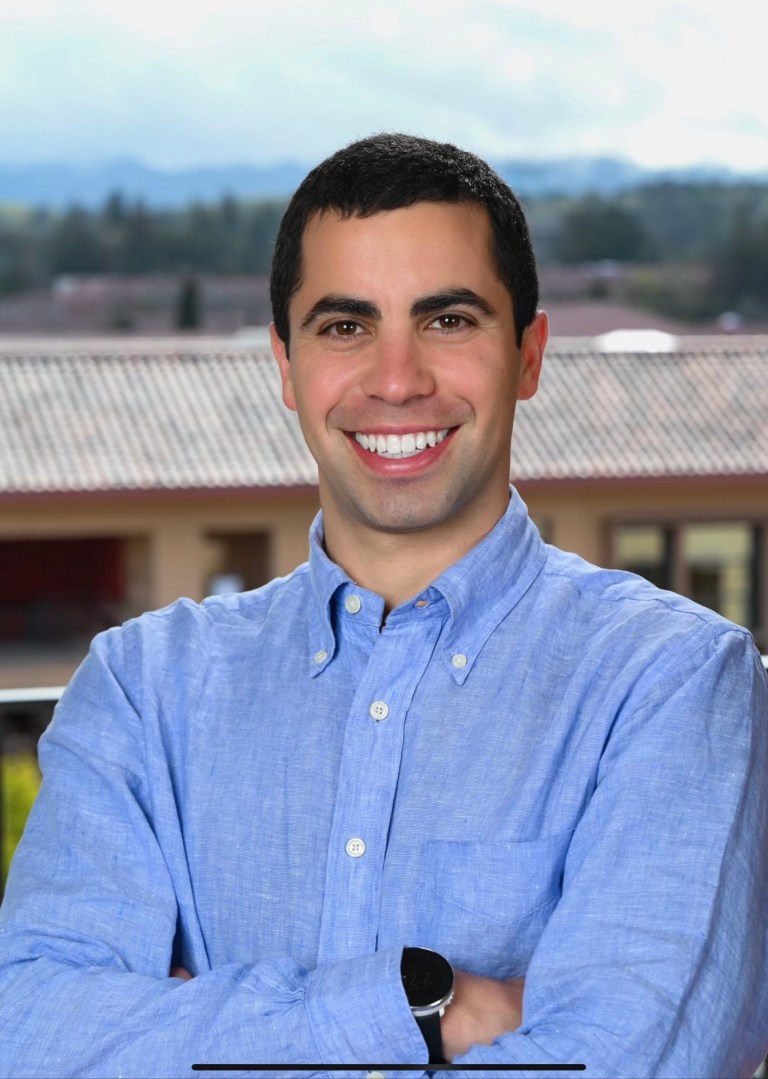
[353,429,451,459]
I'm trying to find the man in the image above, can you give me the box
[1,134,766,1078]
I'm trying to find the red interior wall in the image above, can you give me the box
[0,538,123,604]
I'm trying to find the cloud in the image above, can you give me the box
[0,0,765,169]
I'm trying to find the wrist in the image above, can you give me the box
[401,947,455,1065]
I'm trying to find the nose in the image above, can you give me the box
[359,332,436,404]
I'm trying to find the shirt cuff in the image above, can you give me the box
[305,946,428,1075]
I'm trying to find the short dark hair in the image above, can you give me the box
[270,132,539,350]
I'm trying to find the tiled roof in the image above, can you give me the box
[514,337,768,481]
[1,336,766,496]
[0,339,315,494]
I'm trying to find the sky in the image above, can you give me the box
[0,0,766,173]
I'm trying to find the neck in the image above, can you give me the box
[321,494,509,613]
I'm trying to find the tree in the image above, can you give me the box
[711,203,768,314]
[554,196,648,263]
[175,272,203,330]
[121,201,159,273]
[47,206,104,274]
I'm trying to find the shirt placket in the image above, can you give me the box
[316,607,444,965]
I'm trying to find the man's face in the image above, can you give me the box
[271,201,546,543]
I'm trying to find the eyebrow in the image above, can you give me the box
[409,288,497,320]
[299,287,498,331]
[300,295,381,330]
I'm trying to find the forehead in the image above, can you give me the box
[294,201,500,303]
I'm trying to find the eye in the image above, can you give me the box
[321,319,363,338]
[428,313,471,333]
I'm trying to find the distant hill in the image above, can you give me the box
[0,157,765,210]
[0,161,305,210]
[496,158,764,197]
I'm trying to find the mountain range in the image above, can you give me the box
[0,157,764,210]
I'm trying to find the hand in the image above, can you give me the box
[440,970,524,1062]
[170,967,193,980]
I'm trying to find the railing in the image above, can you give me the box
[0,686,65,705]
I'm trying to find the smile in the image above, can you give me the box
[353,429,451,459]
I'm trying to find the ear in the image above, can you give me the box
[269,322,297,411]
[517,310,548,401]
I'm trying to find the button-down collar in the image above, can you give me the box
[307,489,547,682]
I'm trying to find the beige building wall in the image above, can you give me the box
[0,488,319,690]
[520,475,767,564]
[2,475,766,690]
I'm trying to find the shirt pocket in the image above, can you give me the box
[416,830,573,979]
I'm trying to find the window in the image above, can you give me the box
[204,531,270,596]
[681,524,752,629]
[614,525,670,590]
[613,521,763,648]
[0,537,128,647]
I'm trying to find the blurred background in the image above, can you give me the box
[0,0,766,337]
[1,0,767,883]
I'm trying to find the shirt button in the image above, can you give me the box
[369,700,390,721]
[344,594,362,614]
[345,837,366,858]
[415,599,429,608]
[314,650,328,664]
[451,653,468,668]
[367,1073,386,1079]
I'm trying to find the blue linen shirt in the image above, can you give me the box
[1,491,767,1078]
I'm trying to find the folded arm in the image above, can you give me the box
[0,633,426,1079]
[445,632,768,1078]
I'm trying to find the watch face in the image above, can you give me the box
[401,948,454,1009]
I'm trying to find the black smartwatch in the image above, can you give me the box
[401,947,455,1065]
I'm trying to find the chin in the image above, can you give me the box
[352,486,479,536]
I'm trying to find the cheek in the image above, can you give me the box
[449,354,514,409]
[292,369,350,433]
[317,369,368,419]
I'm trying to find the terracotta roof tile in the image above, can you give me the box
[513,337,768,481]
[0,339,315,494]
[1,336,766,495]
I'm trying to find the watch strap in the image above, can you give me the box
[415,1008,446,1066]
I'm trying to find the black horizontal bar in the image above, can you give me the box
[191,1065,586,1073]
